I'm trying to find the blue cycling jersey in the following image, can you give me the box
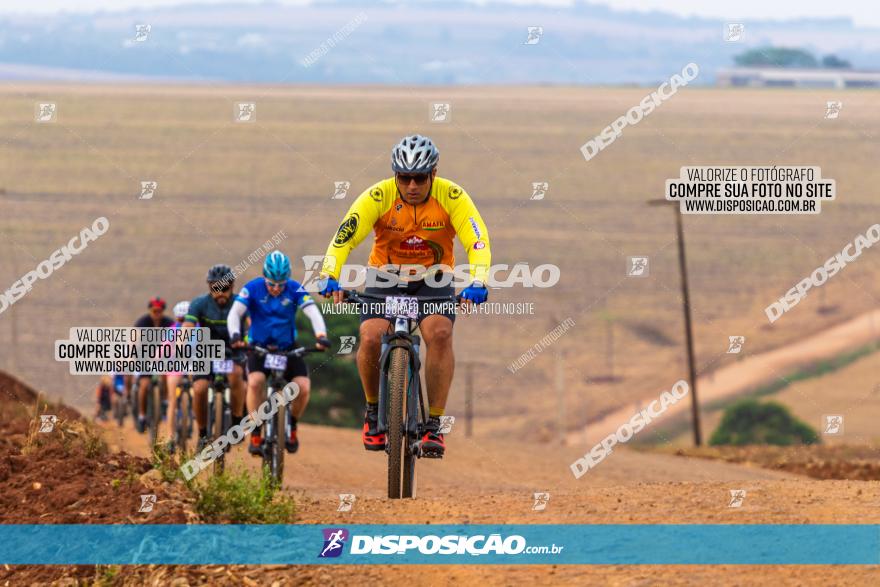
[235,277,314,349]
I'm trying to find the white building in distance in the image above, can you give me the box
[716,67,880,88]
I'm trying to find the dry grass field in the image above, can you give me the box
[1,84,879,440]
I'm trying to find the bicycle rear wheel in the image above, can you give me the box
[114,396,126,428]
[387,347,409,499]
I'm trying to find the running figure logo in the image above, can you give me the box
[338,336,356,355]
[530,182,549,200]
[825,101,843,120]
[727,336,745,354]
[139,181,157,200]
[823,415,843,435]
[430,103,451,123]
[139,494,157,512]
[39,415,57,433]
[134,24,152,42]
[728,489,746,508]
[724,23,744,42]
[533,492,550,511]
[319,528,349,558]
[36,103,57,123]
[524,27,543,45]
[627,256,649,277]
[236,102,256,123]
[337,494,356,512]
[332,181,350,200]
[438,415,455,434]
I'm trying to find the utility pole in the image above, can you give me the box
[464,361,473,438]
[9,251,20,374]
[648,199,702,446]
[556,351,565,445]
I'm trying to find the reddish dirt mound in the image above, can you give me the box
[667,445,880,480]
[0,370,196,586]
[0,370,80,421]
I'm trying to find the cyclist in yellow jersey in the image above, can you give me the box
[319,135,491,457]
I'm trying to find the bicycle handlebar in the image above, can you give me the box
[341,289,462,304]
[243,344,325,357]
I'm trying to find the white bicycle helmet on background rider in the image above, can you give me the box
[173,301,189,321]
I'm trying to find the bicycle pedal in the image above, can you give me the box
[409,440,425,458]
[421,446,444,459]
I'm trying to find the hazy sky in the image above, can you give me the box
[1,0,877,28]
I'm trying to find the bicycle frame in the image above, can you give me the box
[376,316,426,454]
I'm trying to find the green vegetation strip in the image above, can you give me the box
[633,340,880,446]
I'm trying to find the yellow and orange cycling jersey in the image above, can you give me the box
[321,176,491,283]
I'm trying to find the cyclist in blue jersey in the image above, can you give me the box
[228,251,330,455]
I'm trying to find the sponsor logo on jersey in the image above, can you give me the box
[469,217,481,239]
[421,220,445,231]
[395,203,403,212]
[370,187,383,202]
[400,235,429,251]
[449,185,462,199]
[473,240,486,250]
[333,213,360,248]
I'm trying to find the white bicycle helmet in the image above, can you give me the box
[391,134,439,174]
[173,301,190,320]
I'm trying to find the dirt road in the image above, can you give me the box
[98,416,880,585]
[567,309,880,447]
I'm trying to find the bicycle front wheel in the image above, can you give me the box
[148,383,161,447]
[177,390,191,453]
[271,388,285,483]
[212,389,226,475]
[387,347,409,499]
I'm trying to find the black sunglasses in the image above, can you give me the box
[396,173,431,185]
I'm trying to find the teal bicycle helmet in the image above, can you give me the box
[263,250,291,282]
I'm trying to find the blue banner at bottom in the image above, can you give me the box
[1,525,878,565]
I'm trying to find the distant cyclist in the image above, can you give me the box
[318,135,491,457]
[134,297,174,434]
[183,264,248,451]
[93,375,113,422]
[164,300,190,446]
[228,251,330,455]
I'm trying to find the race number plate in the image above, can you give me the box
[212,359,234,374]
[265,353,288,370]
[385,296,419,320]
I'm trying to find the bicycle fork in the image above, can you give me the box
[378,334,427,457]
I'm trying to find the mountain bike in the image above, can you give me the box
[206,360,235,475]
[173,375,194,453]
[113,380,128,427]
[145,374,165,446]
[342,289,460,499]
[244,345,324,483]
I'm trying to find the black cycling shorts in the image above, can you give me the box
[359,276,456,325]
[247,351,309,381]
